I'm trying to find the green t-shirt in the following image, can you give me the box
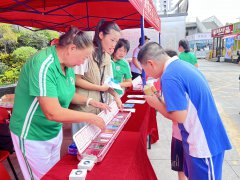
[179,52,198,66]
[111,59,132,95]
[10,46,76,141]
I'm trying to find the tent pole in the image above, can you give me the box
[140,16,146,86]
[158,32,161,90]
[159,32,161,45]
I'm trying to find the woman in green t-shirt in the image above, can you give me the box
[10,27,110,180]
[111,38,132,95]
[178,39,198,67]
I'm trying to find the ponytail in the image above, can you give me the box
[93,20,121,65]
[179,39,190,53]
[59,26,93,49]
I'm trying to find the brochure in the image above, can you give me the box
[123,103,135,108]
[125,99,146,104]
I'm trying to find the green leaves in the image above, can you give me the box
[0,23,59,86]
[18,33,48,50]
[0,46,37,85]
[12,46,37,63]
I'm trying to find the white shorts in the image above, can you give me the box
[11,129,63,180]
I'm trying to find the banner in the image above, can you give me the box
[212,24,233,37]
[225,37,234,59]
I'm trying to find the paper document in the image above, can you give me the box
[123,108,136,113]
[125,99,146,104]
[127,95,144,98]
[132,76,142,87]
[104,77,122,90]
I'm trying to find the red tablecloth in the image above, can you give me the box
[121,90,159,146]
[42,132,157,180]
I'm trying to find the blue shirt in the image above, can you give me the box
[161,59,232,158]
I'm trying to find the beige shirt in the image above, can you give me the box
[72,52,113,114]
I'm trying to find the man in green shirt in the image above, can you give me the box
[111,39,132,95]
[10,28,109,180]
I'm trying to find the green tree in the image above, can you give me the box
[38,30,59,41]
[0,46,37,85]
[12,46,37,65]
[18,32,49,50]
[0,68,19,85]
[0,23,18,53]
[0,53,13,67]
[0,62,9,74]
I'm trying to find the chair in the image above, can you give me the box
[0,162,11,180]
[0,150,18,179]
[0,107,18,180]
[0,107,10,123]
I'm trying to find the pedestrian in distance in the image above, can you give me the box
[178,39,198,67]
[130,35,150,80]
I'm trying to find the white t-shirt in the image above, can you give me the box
[74,60,89,75]
[172,122,182,140]
[130,47,142,74]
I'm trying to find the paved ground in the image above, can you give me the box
[147,59,240,180]
[4,59,240,179]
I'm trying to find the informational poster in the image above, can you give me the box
[225,37,234,59]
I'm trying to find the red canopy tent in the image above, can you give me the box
[0,0,160,32]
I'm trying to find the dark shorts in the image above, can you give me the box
[171,137,184,171]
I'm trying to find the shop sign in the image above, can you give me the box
[195,33,212,40]
[212,24,233,37]
[233,22,240,34]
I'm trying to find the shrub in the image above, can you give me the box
[0,68,19,85]
[0,62,9,74]
[0,47,37,85]
[0,53,14,66]
[12,46,37,65]
[18,32,49,50]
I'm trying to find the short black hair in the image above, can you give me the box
[113,38,130,55]
[139,35,150,44]
[137,42,166,64]
[164,49,178,57]
[179,39,190,53]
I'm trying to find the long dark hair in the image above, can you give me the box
[93,20,121,65]
[179,39,190,53]
[58,26,93,49]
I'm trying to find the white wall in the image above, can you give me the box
[121,28,160,59]
[160,15,187,51]
[87,15,186,59]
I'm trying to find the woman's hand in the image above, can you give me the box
[91,116,106,130]
[89,99,111,112]
[98,84,109,92]
[115,96,123,111]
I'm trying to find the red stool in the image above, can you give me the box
[0,108,18,179]
[0,162,11,180]
[0,150,18,179]
[0,107,10,124]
